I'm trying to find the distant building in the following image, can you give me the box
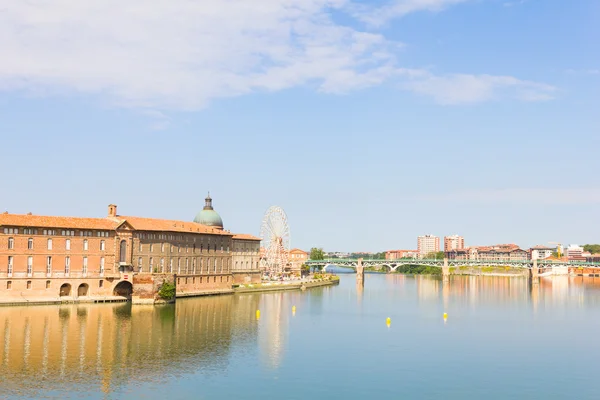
[566,244,585,261]
[446,244,528,262]
[444,235,464,252]
[385,250,419,260]
[529,245,554,260]
[288,248,308,277]
[417,235,440,257]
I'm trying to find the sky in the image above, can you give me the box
[0,0,598,252]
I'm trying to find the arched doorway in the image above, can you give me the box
[119,240,127,263]
[113,281,133,299]
[77,283,89,297]
[59,283,71,297]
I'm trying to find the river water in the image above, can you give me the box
[1,274,600,399]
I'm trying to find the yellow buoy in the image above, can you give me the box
[256,310,260,319]
[386,317,391,325]
[443,312,448,319]
[292,306,296,312]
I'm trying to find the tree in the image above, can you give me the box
[310,247,324,260]
[425,251,445,260]
[583,244,600,254]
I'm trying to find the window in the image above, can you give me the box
[178,246,181,253]
[6,281,11,289]
[47,238,52,250]
[161,243,165,253]
[27,256,32,275]
[83,239,88,251]
[7,237,14,249]
[46,280,51,289]
[8,256,13,275]
[159,258,164,272]
[65,239,71,251]
[43,229,56,236]
[46,256,52,275]
[61,230,74,236]
[139,242,143,252]
[100,240,105,251]
[185,258,189,274]
[170,258,173,273]
[28,238,33,250]
[100,257,105,275]
[177,258,181,274]
[83,257,88,275]
[150,243,154,252]
[23,228,35,235]
[99,280,104,288]
[80,231,92,237]
[4,228,18,234]
[150,257,154,272]
[138,257,143,272]
[26,281,31,290]
[65,256,70,275]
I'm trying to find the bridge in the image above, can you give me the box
[306,258,600,273]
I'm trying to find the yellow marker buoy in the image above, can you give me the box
[443,312,448,319]
[256,310,260,319]
[292,306,296,312]
[386,317,391,325]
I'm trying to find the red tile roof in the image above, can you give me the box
[0,213,119,230]
[232,233,261,241]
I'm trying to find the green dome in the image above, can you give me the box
[193,193,224,229]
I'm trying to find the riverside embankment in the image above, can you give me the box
[234,276,340,294]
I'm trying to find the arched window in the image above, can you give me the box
[83,239,88,251]
[119,240,127,263]
[27,238,33,250]
[47,238,52,250]
[7,237,14,249]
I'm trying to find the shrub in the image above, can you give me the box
[158,281,176,300]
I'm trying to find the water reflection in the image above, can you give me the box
[2,275,600,399]
[0,296,243,398]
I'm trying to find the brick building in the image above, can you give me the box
[385,250,419,260]
[0,196,259,304]
[444,235,464,252]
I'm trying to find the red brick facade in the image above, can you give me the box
[0,204,257,303]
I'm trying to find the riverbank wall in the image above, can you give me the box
[0,276,340,306]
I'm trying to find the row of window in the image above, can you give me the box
[6,237,106,251]
[3,227,111,237]
[137,257,231,274]
[140,242,228,254]
[7,255,104,275]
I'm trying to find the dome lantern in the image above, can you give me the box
[193,192,224,229]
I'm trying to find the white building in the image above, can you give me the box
[566,244,585,260]
[417,235,440,257]
[529,245,554,260]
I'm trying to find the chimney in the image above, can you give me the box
[108,204,117,218]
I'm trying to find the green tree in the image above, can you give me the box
[583,244,600,254]
[425,251,445,259]
[310,247,324,260]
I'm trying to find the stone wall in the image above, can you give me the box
[175,273,233,296]
[132,273,175,304]
[232,271,261,284]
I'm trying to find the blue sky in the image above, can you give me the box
[0,0,598,252]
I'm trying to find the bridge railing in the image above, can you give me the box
[305,258,600,267]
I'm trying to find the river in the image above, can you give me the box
[1,274,600,399]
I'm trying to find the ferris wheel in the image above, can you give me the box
[260,206,290,274]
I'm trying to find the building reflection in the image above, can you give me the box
[0,295,251,398]
[258,292,290,370]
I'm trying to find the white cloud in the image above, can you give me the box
[402,73,556,104]
[0,0,555,111]
[420,188,600,205]
[353,0,470,26]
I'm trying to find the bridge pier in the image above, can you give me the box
[530,259,539,285]
[442,258,450,283]
[356,258,364,288]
